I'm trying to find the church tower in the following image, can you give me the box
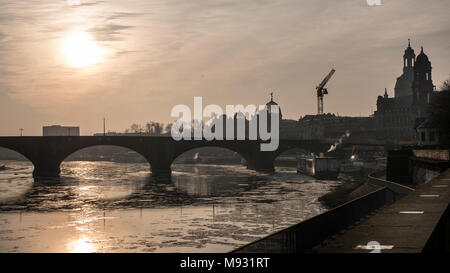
[394,39,415,97]
[412,46,434,117]
[403,39,415,69]
[264,92,282,120]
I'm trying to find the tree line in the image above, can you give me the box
[125,122,173,136]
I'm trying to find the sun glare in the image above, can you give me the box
[61,31,105,68]
[67,236,96,253]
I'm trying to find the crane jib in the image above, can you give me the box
[316,69,336,114]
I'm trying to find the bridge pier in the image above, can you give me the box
[151,167,172,182]
[32,161,61,178]
[246,153,276,173]
[149,156,173,182]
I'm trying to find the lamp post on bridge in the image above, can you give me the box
[19,128,24,136]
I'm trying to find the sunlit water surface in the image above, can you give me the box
[0,160,341,252]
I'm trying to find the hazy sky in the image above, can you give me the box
[0,0,449,136]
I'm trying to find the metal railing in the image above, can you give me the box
[232,187,395,253]
[368,170,415,196]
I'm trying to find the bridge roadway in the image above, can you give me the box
[0,136,334,179]
[314,168,450,253]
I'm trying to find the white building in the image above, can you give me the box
[43,125,80,136]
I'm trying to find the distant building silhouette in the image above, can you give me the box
[295,40,446,146]
[206,93,301,139]
[374,40,436,143]
[43,125,80,136]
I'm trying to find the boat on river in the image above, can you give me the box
[297,154,340,179]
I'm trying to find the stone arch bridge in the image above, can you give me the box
[0,136,337,179]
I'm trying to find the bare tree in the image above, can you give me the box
[130,123,141,133]
[127,121,174,136]
[164,123,173,135]
[441,74,450,91]
[427,75,450,146]
[145,122,153,135]
[154,122,163,136]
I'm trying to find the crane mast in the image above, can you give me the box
[316,68,336,115]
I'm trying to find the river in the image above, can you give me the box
[0,160,341,252]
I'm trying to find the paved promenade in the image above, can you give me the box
[314,169,450,253]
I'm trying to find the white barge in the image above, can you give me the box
[297,154,340,179]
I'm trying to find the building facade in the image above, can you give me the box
[43,125,80,136]
[297,114,375,141]
[374,41,435,143]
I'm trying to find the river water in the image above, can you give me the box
[0,160,341,253]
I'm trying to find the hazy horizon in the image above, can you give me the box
[1,0,449,136]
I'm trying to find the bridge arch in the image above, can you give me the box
[0,147,35,203]
[171,144,251,167]
[170,140,278,173]
[171,146,248,167]
[61,144,150,164]
[0,146,34,164]
[56,145,151,183]
[58,144,153,178]
[0,144,43,179]
[0,137,162,179]
[0,146,35,180]
[273,147,307,168]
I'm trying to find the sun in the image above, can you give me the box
[61,31,105,68]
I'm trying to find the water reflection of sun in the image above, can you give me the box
[61,31,106,68]
[67,236,96,253]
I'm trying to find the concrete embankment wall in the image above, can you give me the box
[232,187,395,253]
[387,149,449,185]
